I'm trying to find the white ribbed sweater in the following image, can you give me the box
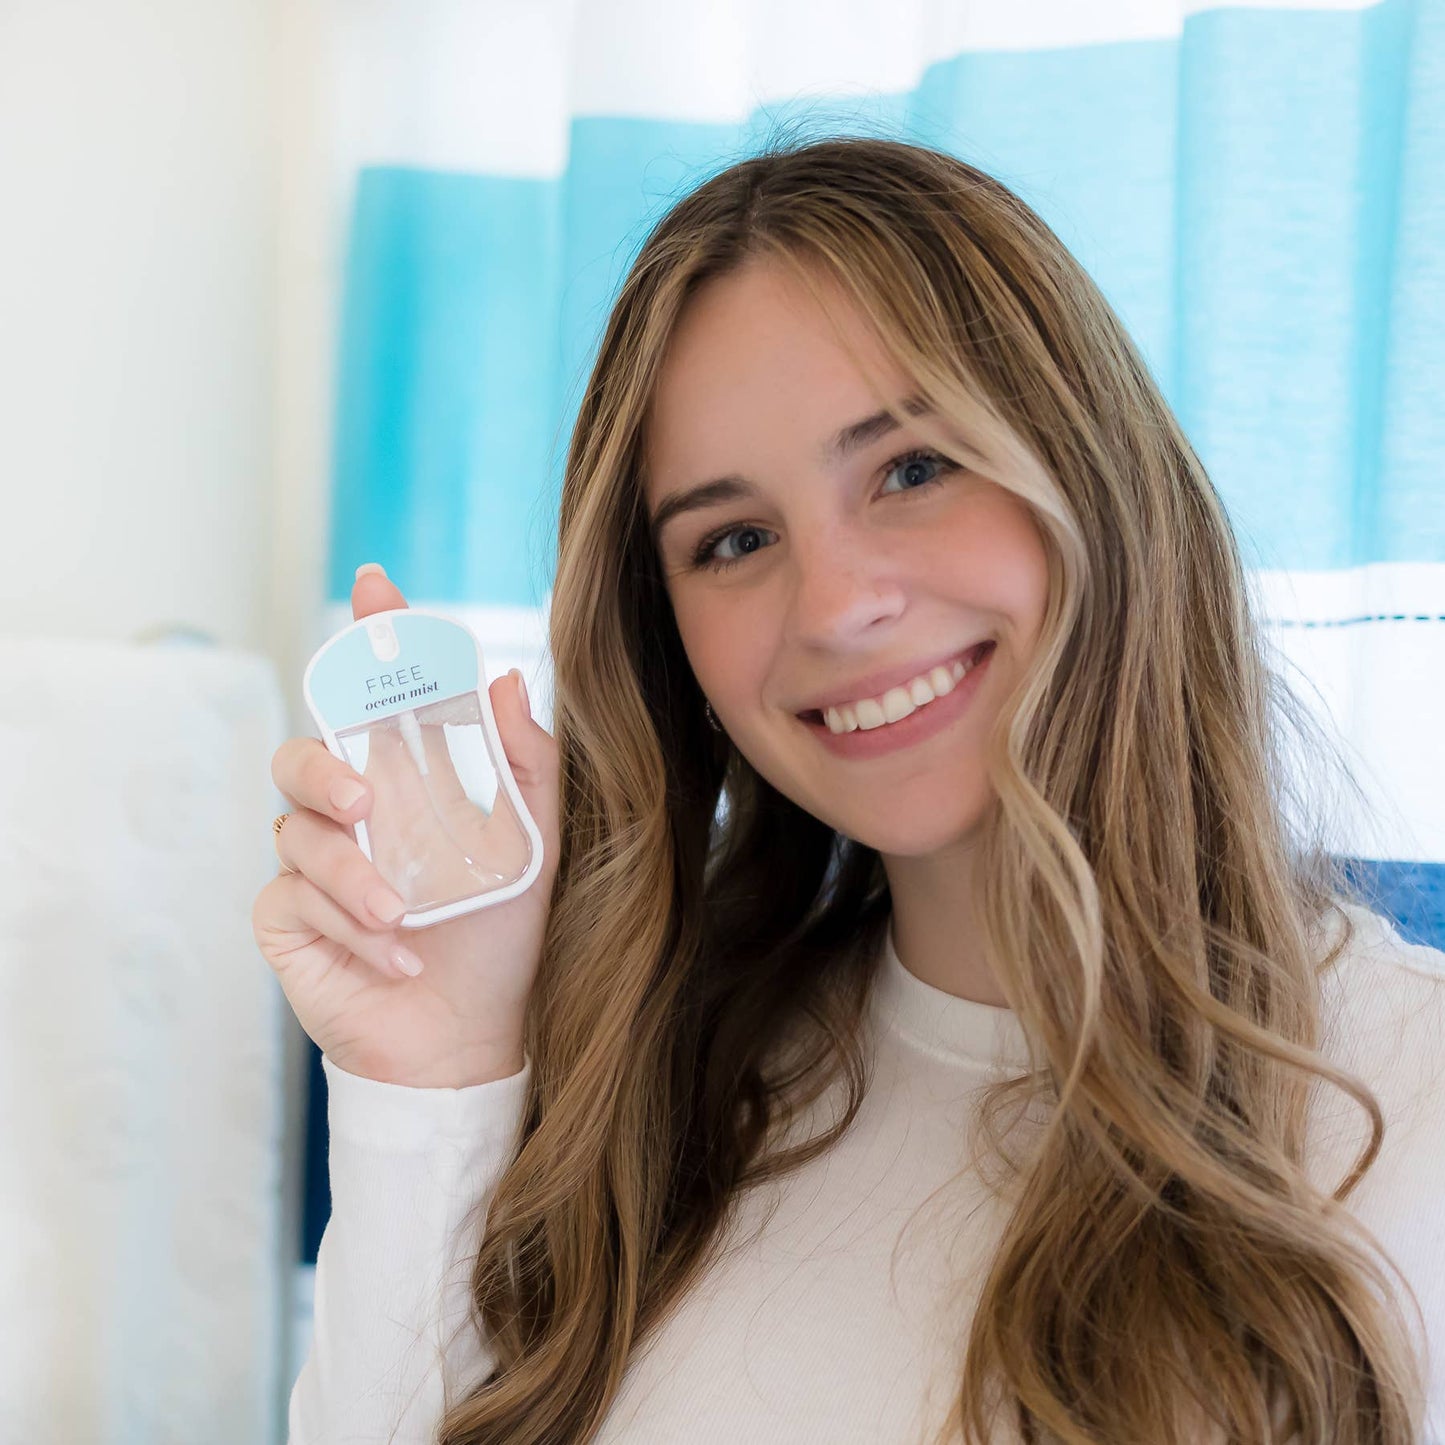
[288,904,1445,1443]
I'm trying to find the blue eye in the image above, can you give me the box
[689,447,959,573]
[880,449,951,496]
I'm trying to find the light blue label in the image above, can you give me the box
[305,609,480,733]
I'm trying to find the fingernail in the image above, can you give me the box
[331,778,366,811]
[355,562,387,580]
[368,887,407,924]
[390,945,424,977]
[509,668,530,718]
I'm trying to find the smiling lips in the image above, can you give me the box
[801,640,995,734]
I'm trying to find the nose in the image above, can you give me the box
[786,527,908,647]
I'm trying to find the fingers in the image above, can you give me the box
[485,668,561,883]
[273,735,372,824]
[267,725,424,981]
[254,870,424,982]
[272,807,411,931]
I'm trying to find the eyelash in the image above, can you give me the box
[688,448,961,573]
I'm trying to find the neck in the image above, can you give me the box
[882,841,1011,1008]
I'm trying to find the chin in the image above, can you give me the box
[801,791,985,853]
[854,817,985,857]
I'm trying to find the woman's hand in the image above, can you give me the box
[252,569,560,1087]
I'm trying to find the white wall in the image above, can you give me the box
[0,0,311,667]
[0,8,337,1438]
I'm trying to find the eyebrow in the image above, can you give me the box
[648,393,934,550]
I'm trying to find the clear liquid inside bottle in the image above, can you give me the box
[333,690,534,915]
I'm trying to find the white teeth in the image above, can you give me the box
[822,649,984,735]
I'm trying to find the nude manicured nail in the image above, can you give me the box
[331,779,366,811]
[355,562,387,580]
[391,946,424,977]
[509,668,530,718]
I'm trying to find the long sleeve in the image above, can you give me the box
[287,1052,532,1445]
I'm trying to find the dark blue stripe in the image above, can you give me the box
[1272,613,1445,627]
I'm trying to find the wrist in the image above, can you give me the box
[334,1042,527,1090]
[399,1049,526,1089]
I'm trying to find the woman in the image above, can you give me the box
[260,136,1445,1444]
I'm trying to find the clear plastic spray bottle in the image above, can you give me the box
[302,607,543,928]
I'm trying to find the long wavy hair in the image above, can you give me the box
[432,133,1428,1444]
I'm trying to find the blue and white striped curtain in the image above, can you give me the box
[324,0,1443,917]
[305,5,1443,1253]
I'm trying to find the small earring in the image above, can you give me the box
[705,699,724,733]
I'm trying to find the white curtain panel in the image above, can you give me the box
[0,639,291,1443]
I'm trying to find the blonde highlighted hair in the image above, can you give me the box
[433,132,1428,1444]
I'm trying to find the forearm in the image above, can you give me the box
[287,1053,531,1444]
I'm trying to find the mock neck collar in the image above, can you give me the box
[871,915,1032,1072]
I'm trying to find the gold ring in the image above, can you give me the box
[273,812,297,873]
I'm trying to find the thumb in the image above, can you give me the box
[352,562,409,619]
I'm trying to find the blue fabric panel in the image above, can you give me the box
[327,0,1444,603]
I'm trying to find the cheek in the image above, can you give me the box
[670,597,770,699]
[1003,515,1052,648]
[935,495,1050,623]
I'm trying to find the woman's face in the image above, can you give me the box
[642,258,1050,858]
